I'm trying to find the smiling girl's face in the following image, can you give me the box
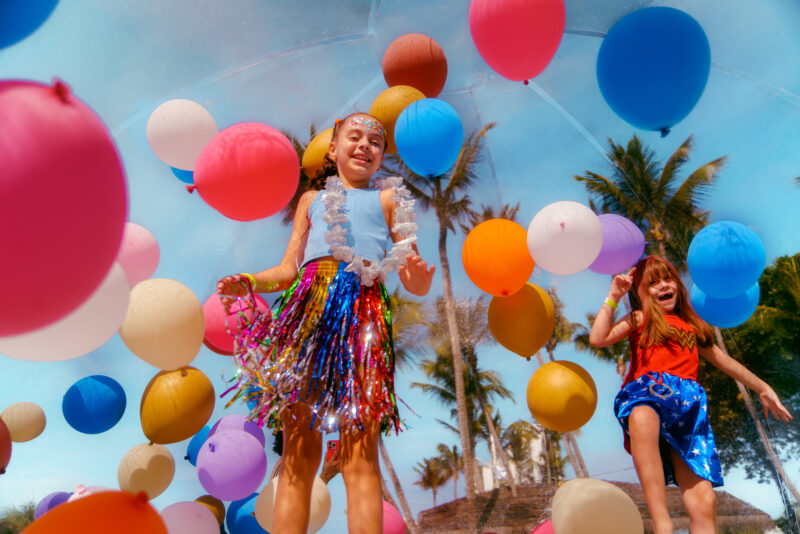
[640,274,679,312]
[328,113,386,188]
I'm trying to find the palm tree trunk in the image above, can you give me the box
[480,403,518,496]
[714,328,800,504]
[432,488,438,508]
[436,219,477,505]
[382,477,398,508]
[378,437,418,534]
[568,433,589,477]
[543,430,552,487]
[453,471,459,500]
[562,433,581,478]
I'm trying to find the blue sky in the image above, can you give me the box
[1,0,800,531]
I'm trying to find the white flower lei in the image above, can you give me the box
[321,175,418,286]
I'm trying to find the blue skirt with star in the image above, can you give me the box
[614,372,723,487]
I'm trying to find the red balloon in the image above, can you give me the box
[203,292,270,355]
[0,80,127,335]
[469,0,565,82]
[0,418,11,474]
[532,519,554,534]
[194,123,299,221]
[382,33,448,98]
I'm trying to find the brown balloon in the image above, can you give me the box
[382,33,448,98]
[195,494,226,526]
[140,367,214,444]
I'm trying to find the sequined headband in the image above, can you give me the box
[336,116,386,137]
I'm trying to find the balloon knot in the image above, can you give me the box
[209,443,216,452]
[560,221,565,229]
[135,491,149,503]
[186,185,197,193]
[526,357,531,362]
[0,468,5,475]
[52,79,71,102]
[523,80,529,86]
[659,127,670,138]
[184,455,190,460]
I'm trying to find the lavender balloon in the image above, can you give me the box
[34,491,72,519]
[589,214,645,274]
[197,430,267,502]
[209,414,265,447]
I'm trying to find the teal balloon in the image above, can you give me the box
[690,283,760,328]
[61,375,126,434]
[185,425,211,466]
[0,0,59,49]
[394,98,463,177]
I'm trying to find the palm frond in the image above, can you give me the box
[657,135,693,192]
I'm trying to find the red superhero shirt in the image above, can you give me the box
[622,314,699,387]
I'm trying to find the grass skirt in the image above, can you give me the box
[226,261,400,434]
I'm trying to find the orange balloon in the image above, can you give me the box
[369,85,425,153]
[382,33,448,98]
[462,219,534,296]
[140,366,215,444]
[195,495,226,526]
[488,283,555,358]
[526,361,597,432]
[25,490,167,534]
[301,128,333,178]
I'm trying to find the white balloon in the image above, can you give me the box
[118,442,175,500]
[146,99,218,170]
[117,223,160,286]
[0,263,130,361]
[255,476,331,533]
[527,201,603,275]
[552,478,643,534]
[161,501,219,534]
[0,401,46,442]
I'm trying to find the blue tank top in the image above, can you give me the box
[303,188,390,264]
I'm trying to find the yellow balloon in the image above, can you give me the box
[0,401,46,442]
[120,278,205,371]
[488,283,555,358]
[369,85,425,153]
[117,443,175,499]
[301,128,334,178]
[195,495,225,526]
[552,478,644,534]
[140,367,214,444]
[526,361,597,432]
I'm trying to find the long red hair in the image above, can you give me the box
[629,255,713,348]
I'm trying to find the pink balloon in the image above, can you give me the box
[197,430,267,502]
[160,501,218,534]
[202,292,270,355]
[469,0,565,82]
[383,500,406,534]
[209,414,266,447]
[532,519,554,534]
[194,123,299,221]
[0,80,127,335]
[117,223,160,285]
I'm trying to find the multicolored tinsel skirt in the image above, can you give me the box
[614,372,723,487]
[225,261,400,434]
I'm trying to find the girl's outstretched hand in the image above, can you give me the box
[759,386,793,422]
[216,275,252,313]
[609,267,636,301]
[398,253,435,296]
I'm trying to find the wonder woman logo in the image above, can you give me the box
[669,327,697,350]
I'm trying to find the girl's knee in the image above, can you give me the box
[628,405,660,435]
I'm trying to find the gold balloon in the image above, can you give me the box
[140,367,214,444]
[526,361,597,432]
[368,85,425,153]
[195,495,225,526]
[488,283,554,358]
[301,128,334,179]
[0,401,46,442]
[552,478,644,534]
[117,442,175,499]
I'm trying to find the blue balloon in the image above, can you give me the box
[227,493,269,534]
[170,166,194,184]
[597,7,710,134]
[688,221,766,299]
[394,98,464,178]
[61,375,126,434]
[690,282,760,329]
[185,425,211,466]
[0,0,59,49]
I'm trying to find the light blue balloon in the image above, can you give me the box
[597,7,710,135]
[688,221,766,299]
[394,98,463,178]
[185,425,211,466]
[227,493,269,534]
[0,0,59,49]
[170,166,194,184]
[61,375,126,434]
[690,282,760,329]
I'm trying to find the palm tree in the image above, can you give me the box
[501,420,544,484]
[436,443,463,500]
[414,457,449,508]
[576,135,800,508]
[574,313,629,378]
[0,503,34,534]
[384,122,497,502]
[458,202,521,234]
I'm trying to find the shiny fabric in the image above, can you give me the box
[229,261,400,434]
[624,314,700,386]
[615,372,724,487]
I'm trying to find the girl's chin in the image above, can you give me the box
[656,301,676,312]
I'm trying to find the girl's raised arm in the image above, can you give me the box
[590,268,638,347]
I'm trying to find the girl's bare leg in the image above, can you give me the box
[340,419,383,534]
[628,405,673,534]
[669,448,717,534]
[273,404,323,534]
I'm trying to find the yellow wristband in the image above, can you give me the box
[604,297,618,310]
[240,273,257,290]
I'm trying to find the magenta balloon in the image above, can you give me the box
[383,500,406,534]
[0,80,127,335]
[34,491,72,519]
[197,430,267,502]
[469,0,565,81]
[209,414,266,447]
[589,214,645,274]
[203,293,270,356]
[531,519,554,534]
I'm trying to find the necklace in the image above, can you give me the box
[321,175,418,286]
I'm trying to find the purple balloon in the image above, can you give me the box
[209,413,265,447]
[34,491,72,519]
[197,430,267,502]
[589,214,645,274]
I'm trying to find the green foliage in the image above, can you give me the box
[574,313,630,377]
[501,420,543,484]
[0,503,35,534]
[414,456,449,506]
